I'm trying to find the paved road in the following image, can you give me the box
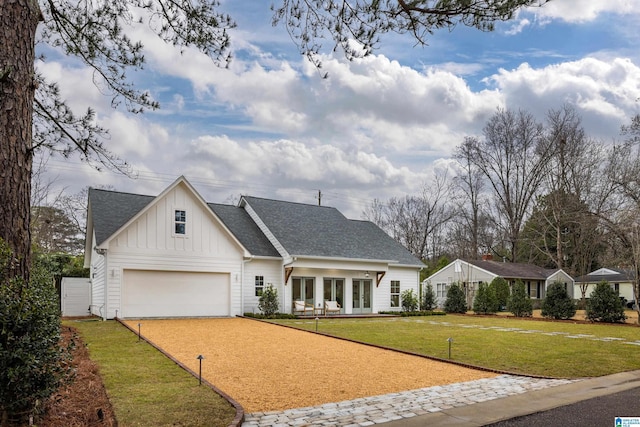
[486,386,640,427]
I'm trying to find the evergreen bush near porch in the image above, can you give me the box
[507,280,533,317]
[586,281,626,323]
[444,283,467,313]
[422,282,436,311]
[541,281,576,320]
[472,282,498,314]
[401,289,419,312]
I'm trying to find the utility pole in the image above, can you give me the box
[317,190,322,206]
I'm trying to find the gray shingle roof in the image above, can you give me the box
[88,188,421,267]
[574,268,635,283]
[207,203,280,257]
[89,188,154,246]
[243,196,423,266]
[466,259,558,280]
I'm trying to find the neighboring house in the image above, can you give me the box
[84,176,423,319]
[574,268,637,306]
[424,255,575,308]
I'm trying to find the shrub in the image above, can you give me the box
[490,277,510,311]
[586,281,626,323]
[541,281,576,320]
[401,289,419,312]
[472,282,498,314]
[0,239,71,424]
[507,280,532,317]
[422,282,436,311]
[258,284,279,317]
[444,283,467,314]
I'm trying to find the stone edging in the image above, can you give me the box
[116,318,245,427]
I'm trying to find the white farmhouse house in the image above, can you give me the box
[84,176,423,319]
[574,267,637,307]
[423,256,575,308]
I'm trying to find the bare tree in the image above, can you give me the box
[462,108,554,262]
[366,175,454,260]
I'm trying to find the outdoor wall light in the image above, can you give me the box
[365,271,370,278]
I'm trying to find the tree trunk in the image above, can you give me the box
[0,0,41,283]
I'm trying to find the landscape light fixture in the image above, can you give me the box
[197,355,205,385]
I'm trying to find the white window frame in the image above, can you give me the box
[255,275,264,297]
[390,280,400,308]
[173,208,187,237]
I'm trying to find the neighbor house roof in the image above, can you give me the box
[242,196,423,266]
[466,259,559,280]
[574,267,636,284]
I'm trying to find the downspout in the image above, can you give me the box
[95,248,108,321]
[242,256,254,315]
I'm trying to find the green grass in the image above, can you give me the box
[68,320,236,427]
[269,315,640,378]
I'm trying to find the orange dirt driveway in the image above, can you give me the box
[123,318,496,412]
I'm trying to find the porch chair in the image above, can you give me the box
[324,300,341,316]
[293,300,314,316]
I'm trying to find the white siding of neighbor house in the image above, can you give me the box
[574,282,635,303]
[424,261,498,308]
[546,270,575,299]
[100,184,245,319]
[242,258,284,315]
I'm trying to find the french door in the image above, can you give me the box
[292,277,315,306]
[323,278,344,313]
[352,279,372,314]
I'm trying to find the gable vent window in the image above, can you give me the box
[174,210,186,235]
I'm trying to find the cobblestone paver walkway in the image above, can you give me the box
[243,375,577,427]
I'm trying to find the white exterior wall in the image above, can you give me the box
[574,282,635,303]
[375,266,420,313]
[546,270,575,299]
[88,231,107,318]
[424,261,497,307]
[99,184,246,319]
[243,258,283,314]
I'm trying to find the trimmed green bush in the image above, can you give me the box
[0,239,71,424]
[422,282,436,311]
[401,289,419,312]
[258,284,279,317]
[586,281,626,323]
[507,280,533,317]
[473,282,498,314]
[444,283,467,313]
[542,281,576,320]
[490,277,510,311]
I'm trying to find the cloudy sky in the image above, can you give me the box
[37,0,640,218]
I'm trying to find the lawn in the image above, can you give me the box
[269,314,640,378]
[68,319,237,427]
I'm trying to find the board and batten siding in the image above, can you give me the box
[101,184,246,318]
[374,266,420,313]
[89,233,106,318]
[242,259,283,314]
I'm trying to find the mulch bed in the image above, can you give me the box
[38,325,117,427]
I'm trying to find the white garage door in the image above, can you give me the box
[123,270,230,318]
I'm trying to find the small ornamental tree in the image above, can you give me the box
[507,280,533,317]
[401,289,419,312]
[490,277,510,311]
[422,282,436,311]
[444,283,467,314]
[586,281,626,323]
[258,284,279,317]
[541,282,576,320]
[472,282,498,314]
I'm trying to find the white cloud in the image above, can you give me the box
[505,18,531,35]
[486,57,640,139]
[531,0,639,23]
